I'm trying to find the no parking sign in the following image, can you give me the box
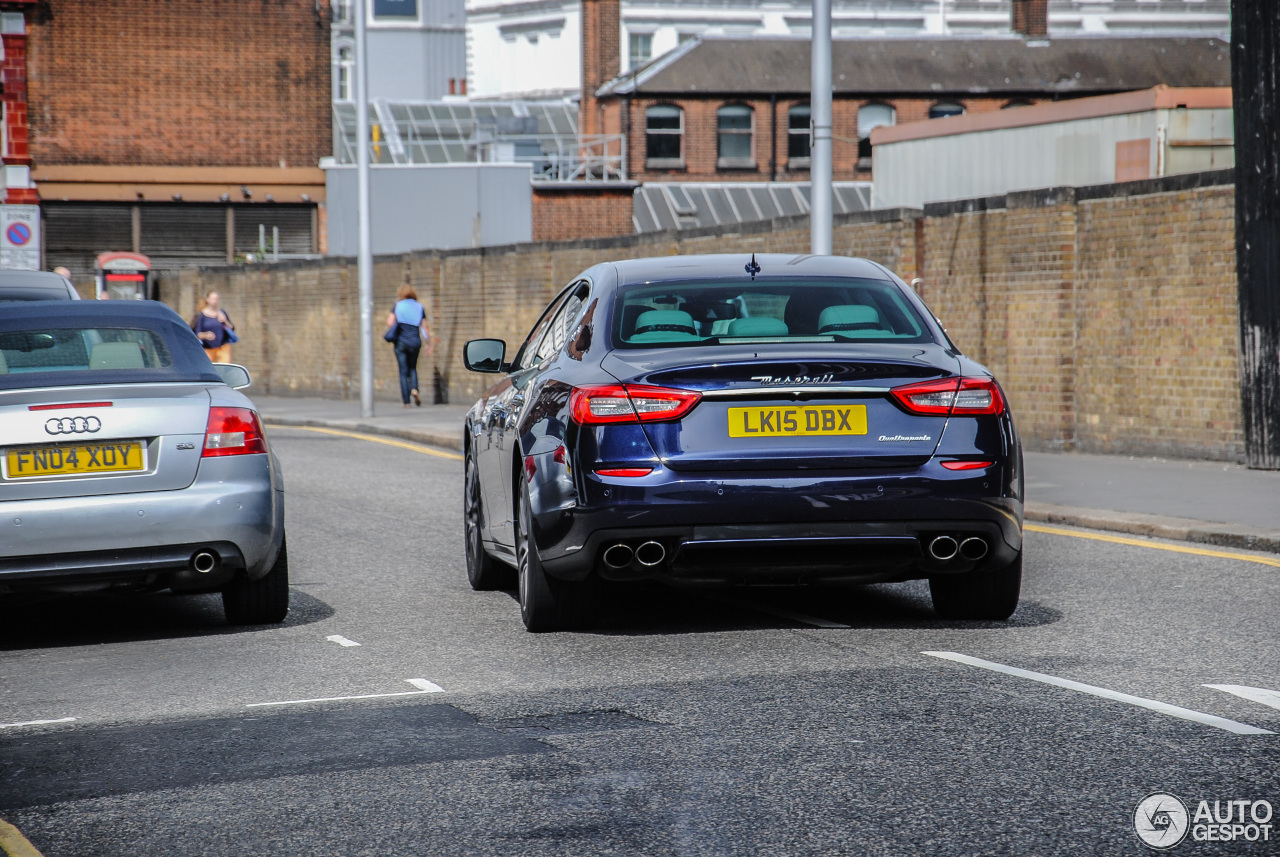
[0,204,40,270]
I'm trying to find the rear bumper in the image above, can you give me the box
[0,455,283,591]
[533,463,1021,582]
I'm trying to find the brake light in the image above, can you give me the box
[202,407,267,457]
[570,384,701,425]
[891,377,1004,416]
[940,460,994,471]
[29,402,113,411]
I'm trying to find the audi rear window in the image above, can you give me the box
[612,278,932,348]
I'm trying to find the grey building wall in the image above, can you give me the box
[365,29,467,101]
[324,163,533,255]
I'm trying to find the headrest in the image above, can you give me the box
[818,305,881,333]
[89,341,145,370]
[633,310,697,336]
[726,317,789,337]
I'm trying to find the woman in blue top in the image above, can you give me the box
[384,284,432,406]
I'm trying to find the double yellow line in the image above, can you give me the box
[265,424,463,461]
[0,820,42,857]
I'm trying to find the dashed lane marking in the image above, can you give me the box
[265,423,464,461]
[0,717,75,729]
[246,679,445,708]
[1205,684,1280,713]
[0,820,44,857]
[1025,523,1280,568]
[326,634,362,647]
[924,651,1274,736]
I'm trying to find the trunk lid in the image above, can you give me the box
[0,383,211,501]
[600,344,961,471]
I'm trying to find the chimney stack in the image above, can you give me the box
[580,0,620,137]
[1011,0,1048,39]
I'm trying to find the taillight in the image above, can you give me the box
[594,467,653,478]
[940,460,994,471]
[570,384,701,425]
[891,377,1004,416]
[202,407,267,457]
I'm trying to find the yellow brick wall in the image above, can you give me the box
[165,181,1244,460]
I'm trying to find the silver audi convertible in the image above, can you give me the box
[0,301,287,624]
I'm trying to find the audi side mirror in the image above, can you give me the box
[213,363,252,390]
[464,339,506,373]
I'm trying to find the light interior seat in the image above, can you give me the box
[89,341,145,370]
[630,309,702,343]
[726,316,789,337]
[817,305,882,334]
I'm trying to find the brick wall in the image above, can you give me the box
[171,171,1244,461]
[533,186,634,241]
[26,1,331,168]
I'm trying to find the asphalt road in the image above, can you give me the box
[2,427,1279,856]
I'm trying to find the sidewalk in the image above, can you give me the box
[253,395,1280,554]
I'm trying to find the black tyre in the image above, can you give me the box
[929,550,1022,621]
[223,537,290,625]
[516,480,597,632]
[465,453,514,590]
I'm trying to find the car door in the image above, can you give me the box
[478,288,573,549]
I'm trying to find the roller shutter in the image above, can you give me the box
[42,203,133,279]
[233,205,314,257]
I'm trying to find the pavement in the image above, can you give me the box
[253,395,1280,555]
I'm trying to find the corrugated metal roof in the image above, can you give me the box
[633,182,871,233]
[599,35,1230,97]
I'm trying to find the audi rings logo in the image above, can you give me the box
[44,416,102,435]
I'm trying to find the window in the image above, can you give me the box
[335,45,353,102]
[629,33,653,69]
[537,286,587,362]
[928,102,965,119]
[645,105,684,167]
[787,104,810,164]
[717,104,754,169]
[373,0,417,18]
[856,103,895,166]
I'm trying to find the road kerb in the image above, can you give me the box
[1025,502,1280,555]
[0,821,44,857]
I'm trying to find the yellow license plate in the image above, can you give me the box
[728,405,868,437]
[4,440,146,480]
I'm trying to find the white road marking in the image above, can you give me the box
[0,716,76,729]
[924,651,1274,736]
[406,678,445,693]
[246,690,432,708]
[1205,684,1280,712]
[711,595,851,629]
[326,635,362,647]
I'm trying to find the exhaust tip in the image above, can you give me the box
[928,535,959,562]
[635,540,666,567]
[959,537,989,561]
[191,550,218,574]
[603,543,634,569]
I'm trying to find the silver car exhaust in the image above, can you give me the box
[603,543,634,569]
[928,535,959,562]
[959,537,989,561]
[635,541,666,567]
[191,550,219,574]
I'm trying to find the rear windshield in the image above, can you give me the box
[0,287,73,302]
[613,278,933,348]
[0,316,220,390]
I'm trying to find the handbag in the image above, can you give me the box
[224,326,239,344]
[383,324,399,343]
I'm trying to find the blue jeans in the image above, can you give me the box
[395,343,420,403]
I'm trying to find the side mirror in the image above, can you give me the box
[213,363,252,390]
[464,339,507,373]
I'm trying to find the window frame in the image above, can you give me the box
[644,104,685,170]
[716,103,756,170]
[928,101,966,119]
[786,103,811,169]
[628,32,653,69]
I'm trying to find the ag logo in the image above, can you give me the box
[1135,792,1190,850]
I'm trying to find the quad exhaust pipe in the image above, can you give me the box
[960,537,988,561]
[191,550,218,574]
[635,541,666,567]
[603,541,668,569]
[928,535,959,562]
[603,543,634,569]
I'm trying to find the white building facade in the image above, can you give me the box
[465,0,1230,99]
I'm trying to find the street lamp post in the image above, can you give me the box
[355,0,375,418]
[810,0,833,255]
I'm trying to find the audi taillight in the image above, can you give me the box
[890,377,1005,416]
[570,384,701,425]
[202,407,267,457]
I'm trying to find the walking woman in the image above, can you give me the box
[191,296,235,363]
[385,284,432,407]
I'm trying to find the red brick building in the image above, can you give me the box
[585,3,1230,187]
[7,1,332,284]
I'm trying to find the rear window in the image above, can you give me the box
[0,287,73,302]
[0,328,173,375]
[613,278,932,348]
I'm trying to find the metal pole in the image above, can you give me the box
[355,0,375,418]
[810,0,833,255]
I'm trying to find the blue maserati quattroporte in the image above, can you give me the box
[462,254,1023,631]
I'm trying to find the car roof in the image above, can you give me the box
[607,254,892,286]
[0,299,184,325]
